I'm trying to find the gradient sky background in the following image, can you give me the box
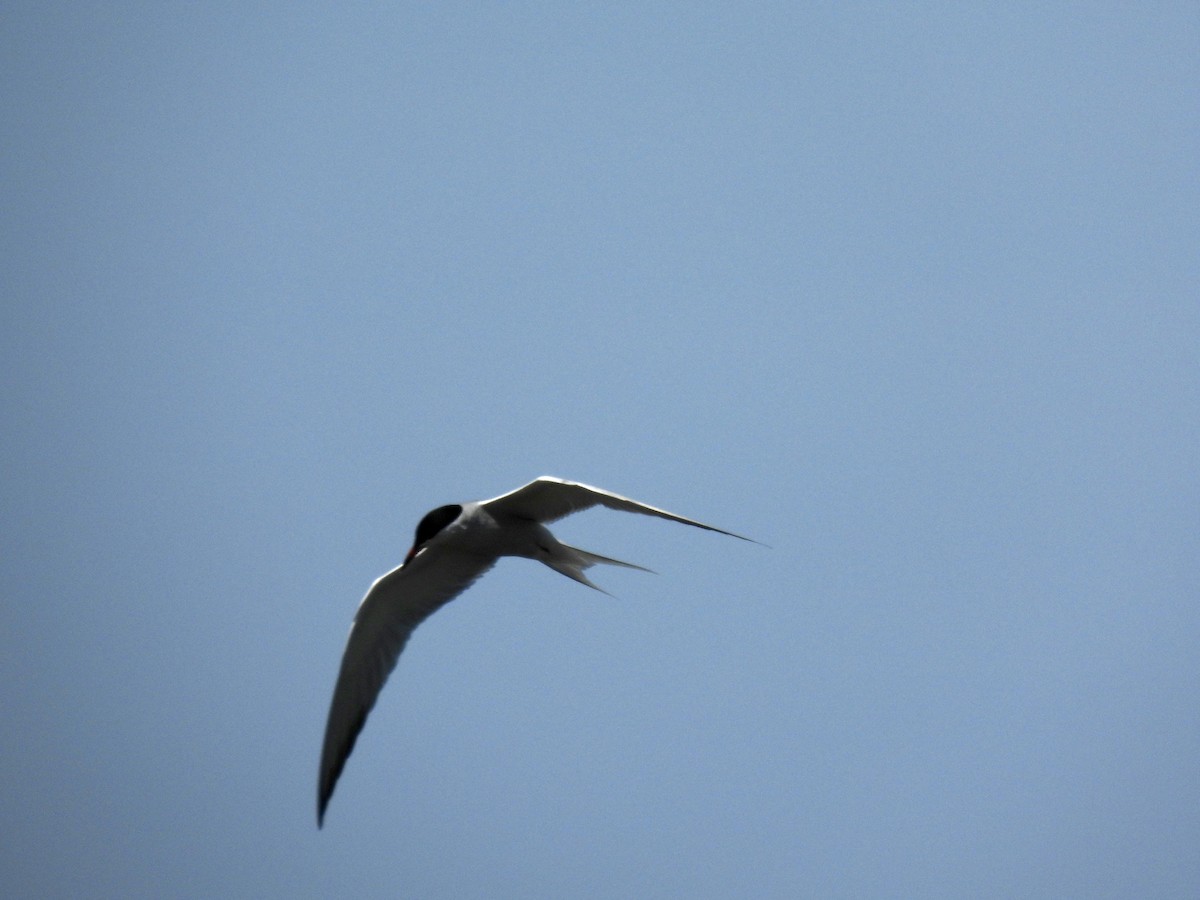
[2,4,1197,898]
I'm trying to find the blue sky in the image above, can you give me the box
[2,3,1197,897]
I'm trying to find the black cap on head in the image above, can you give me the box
[404,504,463,564]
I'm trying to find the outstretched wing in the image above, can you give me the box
[483,475,756,541]
[317,550,495,826]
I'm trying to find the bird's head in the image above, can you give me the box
[403,504,463,565]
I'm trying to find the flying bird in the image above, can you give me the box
[317,475,754,826]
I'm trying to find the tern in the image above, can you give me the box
[317,475,754,826]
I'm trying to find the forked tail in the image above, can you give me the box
[540,542,655,594]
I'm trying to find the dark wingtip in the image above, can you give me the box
[707,524,767,547]
[316,706,367,829]
[317,768,340,830]
[318,782,331,829]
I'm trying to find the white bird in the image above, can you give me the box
[317,475,754,826]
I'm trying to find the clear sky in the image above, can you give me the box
[2,4,1197,897]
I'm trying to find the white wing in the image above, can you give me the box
[483,475,755,541]
[317,549,495,826]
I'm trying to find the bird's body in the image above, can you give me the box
[317,476,753,826]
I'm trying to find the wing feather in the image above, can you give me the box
[484,475,755,541]
[317,549,494,825]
